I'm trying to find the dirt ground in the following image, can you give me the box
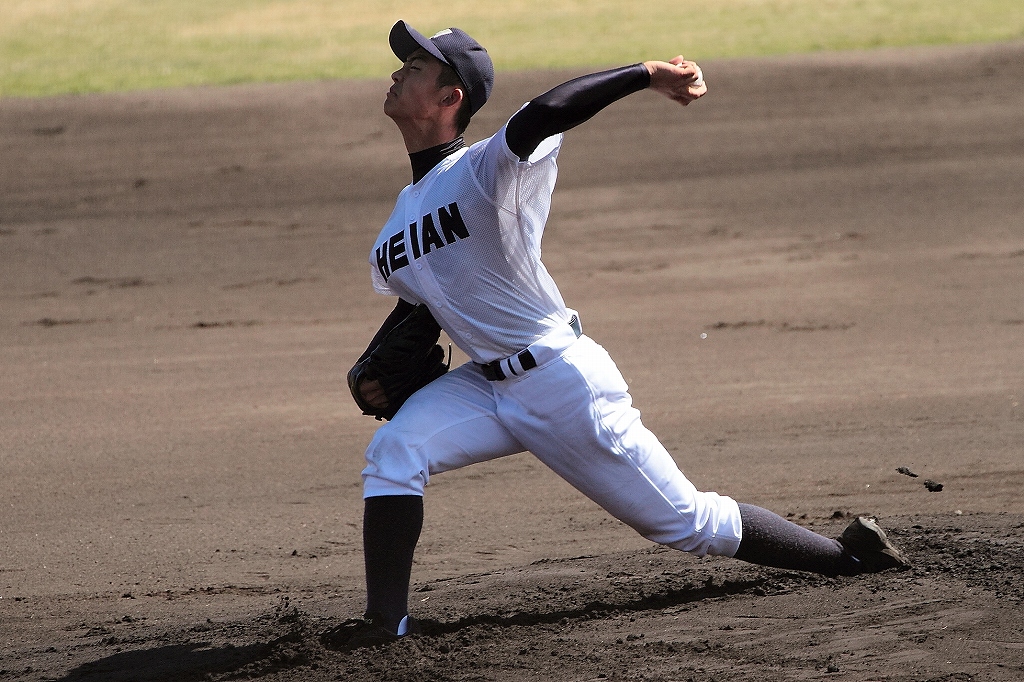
[2,41,1023,681]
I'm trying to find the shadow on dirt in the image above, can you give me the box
[55,607,318,682]
[416,573,778,636]
[55,642,284,682]
[53,571,786,681]
[53,517,1024,681]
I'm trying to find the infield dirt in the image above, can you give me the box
[2,42,1023,681]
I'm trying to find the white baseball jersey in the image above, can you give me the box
[361,116,743,559]
[369,125,571,364]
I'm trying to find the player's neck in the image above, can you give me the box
[409,137,465,183]
[396,117,460,155]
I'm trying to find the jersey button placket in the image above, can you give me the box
[403,187,428,301]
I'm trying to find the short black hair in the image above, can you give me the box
[437,62,473,135]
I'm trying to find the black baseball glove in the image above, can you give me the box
[348,304,450,421]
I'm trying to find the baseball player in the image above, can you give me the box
[324,20,911,650]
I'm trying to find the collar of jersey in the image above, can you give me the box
[409,136,466,183]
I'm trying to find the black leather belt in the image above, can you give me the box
[479,315,582,381]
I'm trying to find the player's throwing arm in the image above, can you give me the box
[645,56,707,105]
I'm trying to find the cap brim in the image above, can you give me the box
[389,21,449,66]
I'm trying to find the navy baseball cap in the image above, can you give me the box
[389,20,494,116]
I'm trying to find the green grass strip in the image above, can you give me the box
[3,0,1023,97]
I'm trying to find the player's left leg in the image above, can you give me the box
[333,364,525,647]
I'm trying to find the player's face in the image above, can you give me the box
[385,49,448,123]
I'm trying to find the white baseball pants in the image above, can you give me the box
[361,334,743,558]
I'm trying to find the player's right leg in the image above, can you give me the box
[495,335,744,558]
[494,336,909,576]
[734,507,910,575]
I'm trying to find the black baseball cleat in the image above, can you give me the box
[319,612,421,651]
[837,517,911,573]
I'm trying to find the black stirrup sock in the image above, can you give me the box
[733,503,860,577]
[363,495,424,631]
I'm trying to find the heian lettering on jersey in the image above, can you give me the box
[376,202,469,281]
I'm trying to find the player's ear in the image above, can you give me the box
[440,86,465,109]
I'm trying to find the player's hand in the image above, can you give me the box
[358,378,389,409]
[645,57,707,105]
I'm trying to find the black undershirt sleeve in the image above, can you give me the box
[357,298,417,362]
[505,63,652,161]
